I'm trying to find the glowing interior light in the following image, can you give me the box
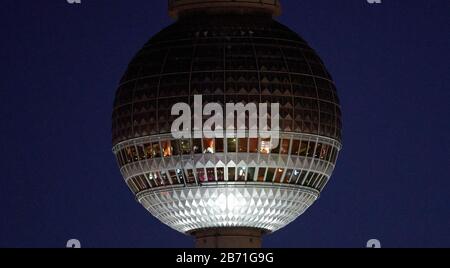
[203,139,215,154]
[260,140,271,154]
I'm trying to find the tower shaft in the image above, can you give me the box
[168,0,281,18]
[192,228,264,248]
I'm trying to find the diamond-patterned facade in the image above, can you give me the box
[138,185,317,233]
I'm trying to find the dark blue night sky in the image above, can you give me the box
[0,0,449,248]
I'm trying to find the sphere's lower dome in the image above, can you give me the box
[139,185,318,233]
[112,13,342,233]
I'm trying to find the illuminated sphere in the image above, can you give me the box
[112,0,342,237]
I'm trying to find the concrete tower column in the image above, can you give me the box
[192,228,265,248]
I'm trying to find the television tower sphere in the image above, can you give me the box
[112,0,342,247]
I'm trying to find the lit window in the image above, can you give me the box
[329,148,335,162]
[299,141,308,157]
[161,172,170,185]
[139,175,150,190]
[274,168,284,183]
[217,167,225,181]
[126,147,137,162]
[237,167,246,181]
[140,175,150,190]
[143,174,155,188]
[265,168,276,182]
[320,144,329,160]
[206,168,216,182]
[131,147,139,161]
[228,167,236,181]
[152,143,161,158]
[238,138,248,153]
[136,145,145,160]
[280,139,290,155]
[303,172,314,186]
[247,167,256,182]
[326,147,334,162]
[331,148,338,163]
[314,143,322,158]
[134,176,149,191]
[282,169,293,183]
[131,179,141,193]
[203,138,215,154]
[271,140,280,154]
[291,140,300,155]
[307,142,316,157]
[161,140,172,158]
[172,141,180,155]
[147,173,157,187]
[153,172,163,186]
[308,173,319,187]
[193,139,202,154]
[227,138,237,152]
[120,149,130,164]
[296,170,307,185]
[249,138,258,153]
[308,173,317,188]
[169,170,179,184]
[216,139,224,153]
[117,153,124,166]
[197,168,206,182]
[120,153,127,165]
[260,138,271,154]
[257,168,267,182]
[180,139,191,155]
[176,169,186,185]
[290,170,300,184]
[186,169,196,184]
[143,143,153,159]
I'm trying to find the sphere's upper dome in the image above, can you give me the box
[112,14,342,146]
